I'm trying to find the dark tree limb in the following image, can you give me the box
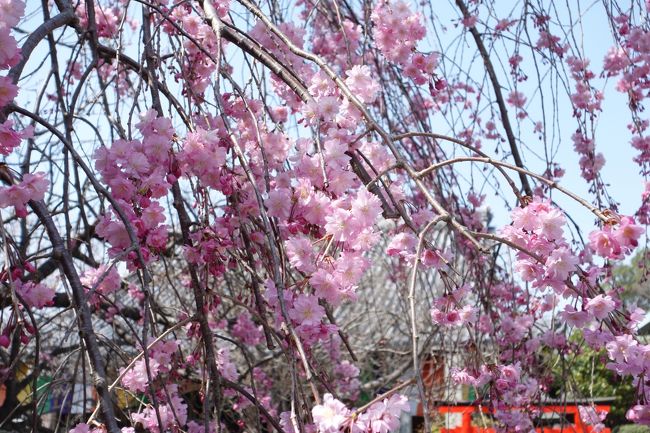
[29,200,120,433]
[455,0,533,198]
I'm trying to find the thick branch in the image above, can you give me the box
[8,9,77,84]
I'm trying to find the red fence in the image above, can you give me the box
[416,403,612,433]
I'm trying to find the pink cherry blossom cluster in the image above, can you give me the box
[567,56,603,116]
[12,278,54,309]
[601,14,650,184]
[0,0,23,68]
[452,362,539,425]
[80,264,121,307]
[0,0,27,158]
[0,119,31,156]
[94,110,174,268]
[333,360,361,400]
[311,392,409,433]
[231,312,264,346]
[499,197,650,425]
[310,18,362,71]
[506,90,527,119]
[535,29,568,57]
[120,339,180,393]
[76,0,123,38]
[588,216,643,260]
[606,334,650,424]
[302,67,368,127]
[131,384,188,433]
[638,181,650,224]
[184,223,234,277]
[563,55,606,184]
[115,339,191,433]
[502,197,577,289]
[177,127,229,189]
[0,172,49,217]
[430,285,477,328]
[164,4,223,99]
[572,131,605,182]
[0,268,54,346]
[345,66,381,104]
[251,20,317,110]
[371,1,437,84]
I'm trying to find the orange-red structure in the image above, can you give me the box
[415,401,612,433]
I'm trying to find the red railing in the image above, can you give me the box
[416,403,612,433]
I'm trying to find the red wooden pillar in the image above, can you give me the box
[461,407,473,433]
[573,406,586,433]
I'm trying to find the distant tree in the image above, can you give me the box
[550,332,635,428]
[613,249,650,310]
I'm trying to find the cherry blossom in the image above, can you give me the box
[4,1,650,432]
[312,394,349,433]
[14,279,54,308]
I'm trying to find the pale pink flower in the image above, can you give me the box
[312,393,349,433]
[69,424,91,433]
[311,269,343,304]
[217,348,239,381]
[589,228,621,258]
[232,313,263,346]
[544,247,578,282]
[350,188,382,229]
[613,216,643,249]
[560,305,590,327]
[303,191,330,226]
[578,406,606,432]
[14,279,54,308]
[285,236,316,273]
[536,207,565,240]
[345,65,380,103]
[386,232,417,257]
[290,294,325,326]
[266,188,292,219]
[121,358,160,392]
[461,15,477,28]
[0,119,23,155]
[324,207,356,242]
[585,294,616,320]
[81,265,121,297]
[0,172,49,216]
[627,405,650,425]
[334,251,368,286]
[0,0,25,29]
[318,96,340,121]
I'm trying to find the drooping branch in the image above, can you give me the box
[455,0,533,198]
[28,200,121,433]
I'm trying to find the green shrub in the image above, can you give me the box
[613,424,650,433]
